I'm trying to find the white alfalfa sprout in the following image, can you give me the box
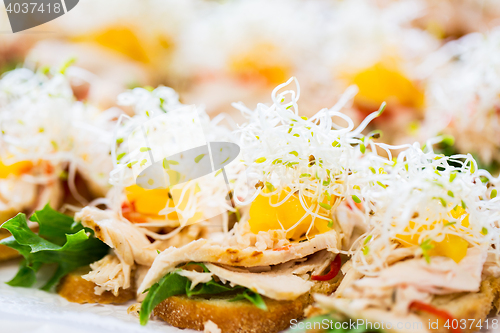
[109,86,241,239]
[0,67,118,204]
[349,141,500,276]
[231,77,395,237]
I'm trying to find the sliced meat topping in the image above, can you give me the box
[138,230,339,293]
[82,254,129,296]
[75,206,158,267]
[176,270,213,290]
[205,263,313,301]
[354,247,487,294]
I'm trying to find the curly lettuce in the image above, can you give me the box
[0,205,109,291]
[140,263,267,325]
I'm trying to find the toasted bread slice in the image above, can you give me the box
[57,267,135,304]
[0,229,19,261]
[302,277,500,333]
[154,293,309,333]
[153,279,341,333]
[415,277,499,333]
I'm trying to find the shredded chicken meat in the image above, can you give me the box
[138,230,339,293]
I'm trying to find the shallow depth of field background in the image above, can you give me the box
[0,0,499,172]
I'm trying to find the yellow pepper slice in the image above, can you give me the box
[0,160,33,178]
[429,234,469,263]
[73,27,150,63]
[249,189,334,240]
[125,184,171,215]
[230,43,291,86]
[125,183,205,224]
[352,62,424,109]
[397,206,470,263]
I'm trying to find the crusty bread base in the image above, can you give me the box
[57,267,135,304]
[0,229,19,261]
[302,277,500,333]
[154,293,309,333]
[311,279,341,296]
[153,279,341,333]
[415,277,500,333]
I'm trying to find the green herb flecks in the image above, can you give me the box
[420,238,434,264]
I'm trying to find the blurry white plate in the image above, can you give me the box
[0,259,192,333]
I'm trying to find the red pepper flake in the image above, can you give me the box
[121,202,132,212]
[409,301,462,333]
[40,160,54,175]
[273,245,291,251]
[312,255,342,281]
[121,201,148,223]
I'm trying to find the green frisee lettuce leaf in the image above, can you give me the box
[139,264,267,325]
[0,205,109,291]
[228,289,267,311]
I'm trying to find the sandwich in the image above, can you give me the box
[0,64,117,260]
[293,138,500,333]
[62,85,239,303]
[421,27,500,171]
[135,78,389,333]
[413,0,500,39]
[172,0,438,132]
[28,0,206,100]
[314,0,439,147]
[175,0,322,89]
[0,84,242,305]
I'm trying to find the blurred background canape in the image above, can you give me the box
[0,0,498,172]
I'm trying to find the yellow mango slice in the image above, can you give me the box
[450,206,469,227]
[249,189,334,240]
[397,220,425,247]
[249,194,283,234]
[313,217,333,234]
[352,63,424,109]
[74,27,150,63]
[0,160,33,178]
[230,43,291,85]
[429,234,469,263]
[169,185,203,224]
[125,185,170,215]
[125,183,204,224]
[396,206,470,262]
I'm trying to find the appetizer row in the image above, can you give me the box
[0,67,499,333]
[5,0,500,172]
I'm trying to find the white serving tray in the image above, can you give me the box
[0,259,194,333]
